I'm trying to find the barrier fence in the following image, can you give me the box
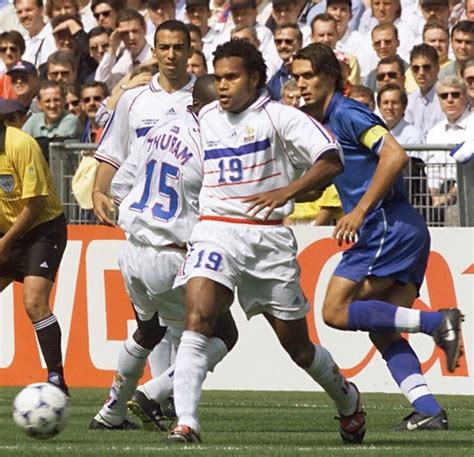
[48,141,473,227]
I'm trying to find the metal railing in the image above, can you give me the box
[48,141,473,227]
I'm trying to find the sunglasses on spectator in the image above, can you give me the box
[48,71,72,78]
[376,71,399,81]
[438,91,462,100]
[275,38,296,45]
[82,96,103,103]
[11,74,30,83]
[0,45,18,53]
[67,99,80,107]
[94,10,112,19]
[411,64,433,73]
[90,43,109,52]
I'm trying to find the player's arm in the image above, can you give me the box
[0,196,47,263]
[92,161,117,226]
[245,150,342,219]
[333,132,408,245]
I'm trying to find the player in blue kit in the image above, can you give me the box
[247,43,464,432]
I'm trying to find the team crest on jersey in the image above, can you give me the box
[0,174,14,193]
[243,126,255,143]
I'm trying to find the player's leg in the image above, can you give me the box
[23,275,68,393]
[132,310,238,429]
[91,311,167,430]
[322,275,462,370]
[147,327,173,378]
[166,277,234,443]
[264,313,366,443]
[364,280,447,430]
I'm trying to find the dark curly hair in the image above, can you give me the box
[213,39,267,90]
[293,43,344,92]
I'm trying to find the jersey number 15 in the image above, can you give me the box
[129,160,180,222]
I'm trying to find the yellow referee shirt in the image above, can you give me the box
[0,125,63,234]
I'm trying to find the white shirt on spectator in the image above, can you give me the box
[405,85,445,142]
[95,42,153,91]
[425,108,474,188]
[391,118,424,147]
[202,26,231,72]
[336,28,364,58]
[22,23,57,67]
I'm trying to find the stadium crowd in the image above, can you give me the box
[0,0,472,225]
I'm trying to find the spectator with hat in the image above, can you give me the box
[0,98,28,128]
[7,60,40,113]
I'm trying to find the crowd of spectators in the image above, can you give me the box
[0,0,472,225]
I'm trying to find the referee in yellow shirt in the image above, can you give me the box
[0,100,68,395]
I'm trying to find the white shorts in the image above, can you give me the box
[119,237,186,330]
[175,220,309,321]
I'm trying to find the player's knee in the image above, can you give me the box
[322,302,340,328]
[23,297,50,322]
[212,312,238,351]
[186,308,217,337]
[133,313,166,349]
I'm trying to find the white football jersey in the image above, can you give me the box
[111,111,203,247]
[198,92,342,221]
[95,73,196,168]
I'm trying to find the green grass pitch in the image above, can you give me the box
[0,388,472,456]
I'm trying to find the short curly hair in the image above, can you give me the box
[213,39,267,90]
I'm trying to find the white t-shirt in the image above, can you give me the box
[198,91,342,221]
[112,111,203,247]
[95,73,196,168]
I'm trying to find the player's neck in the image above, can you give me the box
[159,73,191,93]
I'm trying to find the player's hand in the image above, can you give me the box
[244,188,291,220]
[92,191,116,227]
[332,208,365,246]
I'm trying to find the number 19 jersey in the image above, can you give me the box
[198,92,342,221]
[111,110,203,247]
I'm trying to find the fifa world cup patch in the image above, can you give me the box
[0,174,14,192]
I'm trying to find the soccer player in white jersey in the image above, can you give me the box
[90,75,238,430]
[90,20,194,429]
[164,39,366,445]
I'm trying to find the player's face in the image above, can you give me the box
[154,30,192,80]
[410,55,438,93]
[292,58,335,108]
[379,89,404,127]
[214,56,259,113]
[423,28,449,63]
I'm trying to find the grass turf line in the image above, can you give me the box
[0,388,472,456]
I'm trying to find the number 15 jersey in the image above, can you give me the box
[111,110,203,247]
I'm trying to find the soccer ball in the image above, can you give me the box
[12,382,70,440]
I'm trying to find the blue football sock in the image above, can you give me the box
[419,312,444,335]
[348,300,398,332]
[383,339,442,416]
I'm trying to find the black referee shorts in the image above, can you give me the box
[0,214,67,282]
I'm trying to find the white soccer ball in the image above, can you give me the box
[12,382,70,440]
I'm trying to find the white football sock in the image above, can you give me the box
[142,336,228,403]
[147,328,173,378]
[305,345,358,417]
[98,336,150,425]
[173,330,208,433]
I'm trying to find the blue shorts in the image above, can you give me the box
[333,202,430,288]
